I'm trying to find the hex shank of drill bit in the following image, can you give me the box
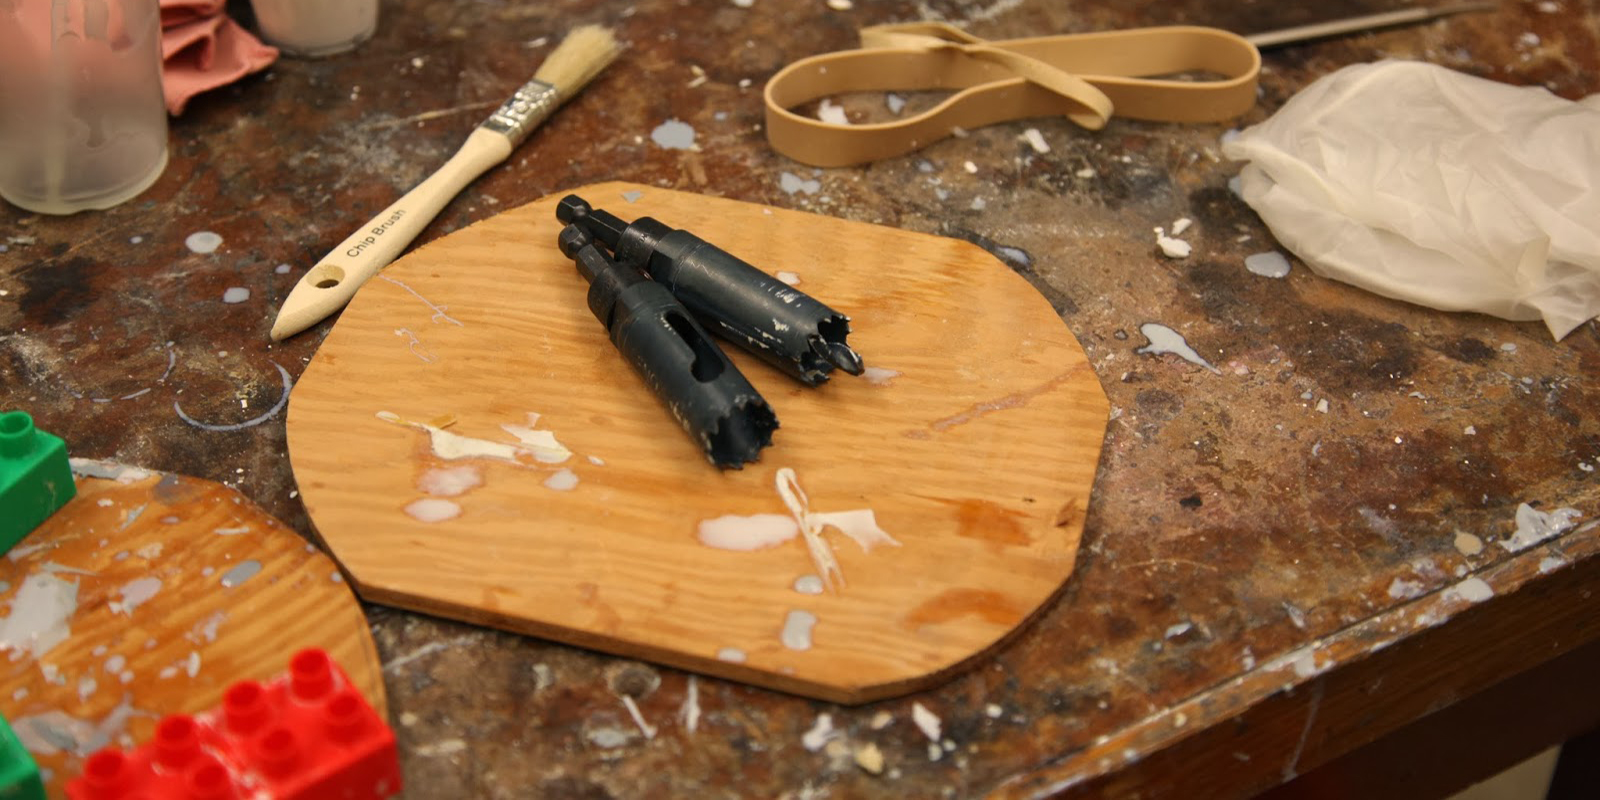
[558,225,778,469]
[557,196,864,387]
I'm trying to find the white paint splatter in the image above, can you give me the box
[219,560,262,588]
[222,287,251,304]
[185,650,202,677]
[1164,622,1192,639]
[1501,503,1582,552]
[418,466,483,497]
[185,231,222,254]
[12,695,142,757]
[110,577,162,615]
[7,542,51,561]
[1171,218,1193,236]
[985,703,1004,719]
[817,98,849,125]
[1021,128,1050,153]
[811,509,899,552]
[1245,251,1291,278]
[1284,603,1307,630]
[1387,577,1424,599]
[862,366,900,386]
[680,676,701,734]
[886,92,906,114]
[500,413,573,463]
[1289,647,1319,678]
[414,739,468,757]
[715,647,746,663]
[697,514,798,550]
[621,695,657,740]
[68,459,152,484]
[213,525,251,536]
[544,469,579,491]
[404,498,462,523]
[0,573,79,658]
[775,271,801,286]
[1135,323,1220,374]
[650,119,697,150]
[1453,531,1483,556]
[912,702,942,741]
[1448,577,1494,602]
[1539,555,1566,574]
[621,190,644,203]
[379,411,556,464]
[779,172,821,195]
[274,264,291,274]
[189,611,226,643]
[780,609,817,650]
[802,713,838,751]
[1154,227,1191,258]
[793,575,824,594]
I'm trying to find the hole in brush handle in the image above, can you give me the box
[310,264,346,289]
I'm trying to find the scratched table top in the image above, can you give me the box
[3,0,1598,797]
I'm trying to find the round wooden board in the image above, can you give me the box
[0,463,386,794]
[287,182,1109,703]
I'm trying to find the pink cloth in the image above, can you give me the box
[160,0,277,115]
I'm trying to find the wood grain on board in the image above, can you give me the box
[286,182,1110,702]
[0,465,385,795]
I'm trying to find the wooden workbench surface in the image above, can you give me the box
[2,0,1596,797]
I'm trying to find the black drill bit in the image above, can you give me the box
[556,195,865,387]
[558,224,778,469]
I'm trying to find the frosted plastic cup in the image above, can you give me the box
[249,0,379,58]
[0,0,169,215]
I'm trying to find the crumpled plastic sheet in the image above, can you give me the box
[1223,60,1600,340]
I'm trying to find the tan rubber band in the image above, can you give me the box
[765,23,1262,167]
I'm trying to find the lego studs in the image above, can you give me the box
[65,648,401,800]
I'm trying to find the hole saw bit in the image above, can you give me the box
[556,195,865,387]
[557,223,778,469]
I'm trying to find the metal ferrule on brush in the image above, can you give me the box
[479,79,560,146]
[557,195,865,387]
[558,224,779,469]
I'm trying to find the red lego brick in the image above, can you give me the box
[66,649,401,800]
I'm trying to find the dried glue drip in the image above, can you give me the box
[776,468,843,590]
[697,514,799,551]
[773,467,901,591]
[377,410,570,464]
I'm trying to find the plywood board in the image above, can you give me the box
[0,463,385,794]
[287,182,1109,702]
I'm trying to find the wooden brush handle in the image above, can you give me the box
[270,128,514,341]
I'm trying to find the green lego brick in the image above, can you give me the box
[0,715,44,800]
[0,411,76,555]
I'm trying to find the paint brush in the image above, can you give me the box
[269,25,621,341]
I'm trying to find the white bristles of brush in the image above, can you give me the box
[270,25,622,341]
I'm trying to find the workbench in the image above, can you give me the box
[2,0,1597,797]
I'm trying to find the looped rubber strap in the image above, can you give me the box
[764,22,1262,167]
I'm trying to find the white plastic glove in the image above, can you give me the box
[1223,61,1600,340]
